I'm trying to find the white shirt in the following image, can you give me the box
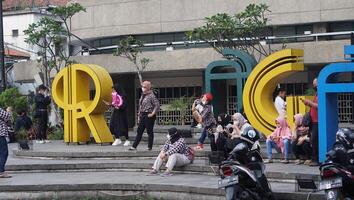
[274,96,286,118]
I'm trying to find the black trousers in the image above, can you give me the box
[311,122,319,162]
[292,140,312,160]
[132,113,155,149]
[37,111,48,140]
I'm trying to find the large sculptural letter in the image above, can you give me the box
[318,45,354,162]
[243,49,306,136]
[52,64,114,143]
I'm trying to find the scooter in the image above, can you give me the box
[319,142,354,200]
[218,141,275,200]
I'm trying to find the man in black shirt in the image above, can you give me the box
[34,85,51,144]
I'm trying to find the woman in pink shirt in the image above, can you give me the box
[265,117,292,164]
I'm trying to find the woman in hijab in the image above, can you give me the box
[265,117,292,164]
[292,114,312,165]
[149,127,194,176]
[105,83,130,146]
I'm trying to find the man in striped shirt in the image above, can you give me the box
[0,106,12,178]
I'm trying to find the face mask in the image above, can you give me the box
[166,135,171,140]
[202,100,206,105]
[234,120,240,127]
[142,88,147,93]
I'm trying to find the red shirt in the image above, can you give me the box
[310,94,318,123]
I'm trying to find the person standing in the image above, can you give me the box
[302,78,319,166]
[105,83,130,146]
[0,107,12,178]
[129,81,160,151]
[193,93,216,151]
[34,84,51,144]
[274,88,287,118]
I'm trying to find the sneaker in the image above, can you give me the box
[128,147,136,151]
[146,169,158,176]
[194,144,204,151]
[38,140,45,144]
[281,159,289,164]
[35,140,41,144]
[295,159,304,165]
[161,171,173,177]
[0,172,12,178]
[264,159,273,164]
[112,139,122,146]
[44,140,51,143]
[123,140,130,147]
[304,160,312,165]
[145,147,152,151]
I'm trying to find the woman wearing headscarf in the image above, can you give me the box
[265,117,292,164]
[292,114,312,165]
[149,127,194,176]
[105,83,130,146]
[224,113,253,154]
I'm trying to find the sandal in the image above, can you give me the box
[194,144,204,151]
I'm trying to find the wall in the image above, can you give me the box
[71,0,354,40]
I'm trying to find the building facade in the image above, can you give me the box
[13,0,354,127]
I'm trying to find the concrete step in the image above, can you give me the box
[0,171,325,200]
[5,159,320,181]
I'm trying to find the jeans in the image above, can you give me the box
[266,138,290,160]
[133,113,156,149]
[311,122,319,163]
[198,128,208,144]
[0,136,9,173]
[152,153,190,171]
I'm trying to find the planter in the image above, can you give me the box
[17,140,33,151]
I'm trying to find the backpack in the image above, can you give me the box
[302,112,312,127]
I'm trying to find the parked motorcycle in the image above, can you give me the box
[319,128,354,200]
[218,126,275,200]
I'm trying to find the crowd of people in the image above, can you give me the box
[0,77,320,178]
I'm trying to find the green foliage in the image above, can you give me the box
[168,97,192,125]
[305,88,316,96]
[186,3,272,60]
[114,36,152,84]
[48,127,64,140]
[0,88,27,113]
[16,128,28,141]
[23,3,86,85]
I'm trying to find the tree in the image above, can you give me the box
[24,3,86,87]
[114,36,152,84]
[186,3,274,61]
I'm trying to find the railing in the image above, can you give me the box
[88,31,354,53]
[338,93,353,123]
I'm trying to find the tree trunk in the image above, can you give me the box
[137,71,143,85]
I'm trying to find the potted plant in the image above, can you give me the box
[16,128,32,150]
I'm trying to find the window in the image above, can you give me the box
[12,29,19,37]
[329,21,354,39]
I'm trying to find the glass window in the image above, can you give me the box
[166,88,173,98]
[173,88,180,98]
[296,24,314,42]
[159,88,166,98]
[181,87,187,97]
[100,38,112,47]
[154,33,174,43]
[329,22,353,39]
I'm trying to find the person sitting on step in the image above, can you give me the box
[265,117,292,164]
[291,113,312,165]
[148,127,195,176]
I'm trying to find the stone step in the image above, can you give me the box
[0,171,324,200]
[5,159,320,181]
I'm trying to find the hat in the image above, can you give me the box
[168,127,178,136]
[204,93,213,101]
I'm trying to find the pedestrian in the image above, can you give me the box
[129,81,160,151]
[265,117,292,164]
[192,93,216,151]
[274,88,287,118]
[302,78,319,166]
[34,84,51,144]
[0,106,13,178]
[291,113,312,165]
[148,127,194,176]
[14,110,33,132]
[104,83,130,146]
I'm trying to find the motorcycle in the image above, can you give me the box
[318,128,354,200]
[218,139,275,200]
